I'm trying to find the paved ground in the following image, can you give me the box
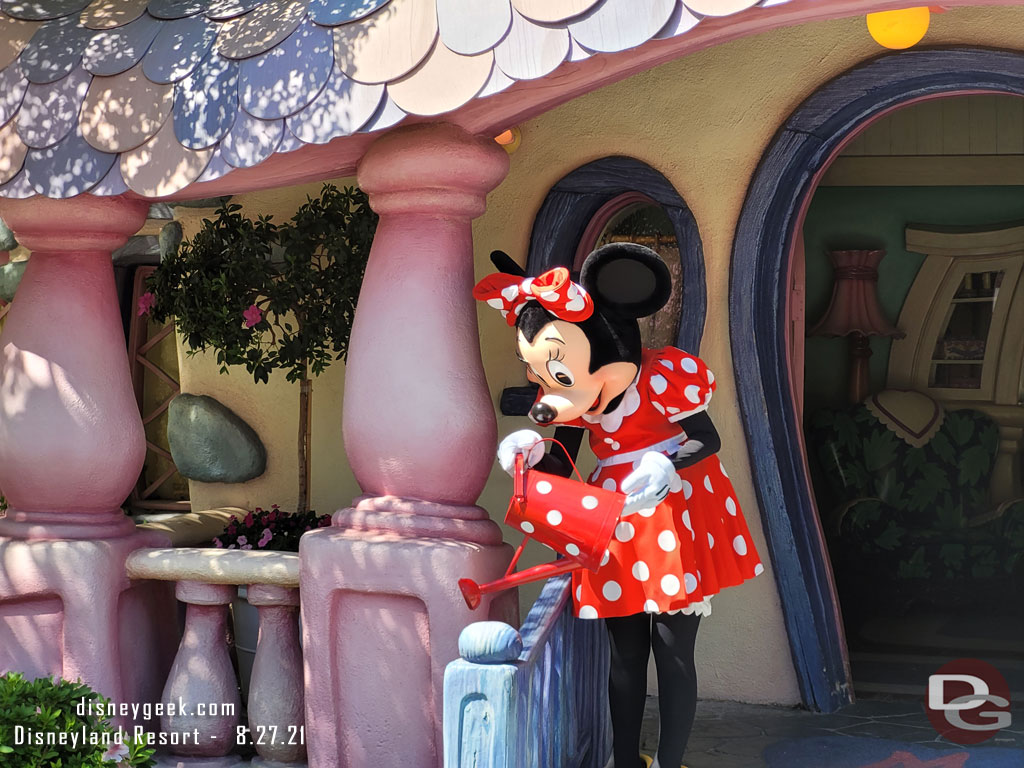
[639,696,1024,768]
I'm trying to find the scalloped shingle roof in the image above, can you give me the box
[0,0,792,199]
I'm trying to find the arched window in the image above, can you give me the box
[500,157,705,415]
[527,156,705,353]
[575,192,684,350]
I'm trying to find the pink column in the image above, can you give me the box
[301,123,517,768]
[0,194,176,712]
[161,581,242,766]
[247,585,304,767]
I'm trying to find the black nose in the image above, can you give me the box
[530,402,557,425]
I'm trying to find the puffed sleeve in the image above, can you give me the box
[646,347,716,422]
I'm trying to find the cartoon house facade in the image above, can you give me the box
[0,1,1022,766]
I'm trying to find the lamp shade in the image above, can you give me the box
[810,249,905,338]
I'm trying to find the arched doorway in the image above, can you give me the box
[730,48,1024,712]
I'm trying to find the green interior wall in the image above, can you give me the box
[801,185,1024,415]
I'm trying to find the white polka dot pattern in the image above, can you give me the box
[657,530,676,552]
[615,521,635,542]
[579,605,598,619]
[566,543,580,556]
[602,580,622,601]
[754,563,764,576]
[661,574,680,596]
[564,347,763,619]
[521,521,534,533]
[581,495,598,509]
[546,509,562,526]
[684,384,702,404]
[536,480,552,494]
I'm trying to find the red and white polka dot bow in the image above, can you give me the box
[473,267,594,326]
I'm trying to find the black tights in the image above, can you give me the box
[606,611,700,768]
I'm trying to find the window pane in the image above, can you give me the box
[594,203,683,349]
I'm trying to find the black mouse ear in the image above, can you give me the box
[489,250,527,277]
[579,242,671,319]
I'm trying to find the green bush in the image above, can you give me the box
[0,673,154,767]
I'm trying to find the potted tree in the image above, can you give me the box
[142,184,377,696]
[143,183,377,515]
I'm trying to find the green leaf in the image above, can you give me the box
[945,412,976,446]
[903,447,927,477]
[863,429,898,472]
[875,523,904,550]
[929,432,955,463]
[958,444,992,487]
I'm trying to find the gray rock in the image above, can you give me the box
[167,394,267,483]
[0,217,16,251]
[0,260,27,303]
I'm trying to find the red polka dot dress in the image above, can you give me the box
[566,347,763,619]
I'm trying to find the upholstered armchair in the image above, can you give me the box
[807,390,1024,612]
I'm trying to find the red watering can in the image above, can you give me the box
[459,441,624,610]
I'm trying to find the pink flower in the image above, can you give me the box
[236,535,247,547]
[137,292,156,317]
[243,304,263,328]
[102,741,130,763]
[243,512,254,527]
[257,528,273,548]
[240,544,253,550]
[214,539,224,548]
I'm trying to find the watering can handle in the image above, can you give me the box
[514,452,526,501]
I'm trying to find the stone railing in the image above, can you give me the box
[443,574,611,768]
[126,548,305,768]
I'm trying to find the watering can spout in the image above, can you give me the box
[458,578,482,610]
[460,557,583,610]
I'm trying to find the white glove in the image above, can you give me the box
[620,451,676,516]
[497,429,545,476]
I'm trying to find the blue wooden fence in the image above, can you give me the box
[443,575,611,768]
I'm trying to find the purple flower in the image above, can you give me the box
[243,304,264,328]
[240,544,253,550]
[137,292,156,317]
[236,535,247,547]
[214,539,224,548]
[257,528,273,548]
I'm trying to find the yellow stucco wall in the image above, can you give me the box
[176,6,1024,706]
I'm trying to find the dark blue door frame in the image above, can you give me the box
[730,48,1024,713]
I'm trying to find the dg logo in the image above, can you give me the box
[926,658,1013,745]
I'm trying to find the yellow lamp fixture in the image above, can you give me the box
[494,127,522,154]
[866,6,931,50]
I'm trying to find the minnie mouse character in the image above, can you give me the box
[474,243,763,768]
